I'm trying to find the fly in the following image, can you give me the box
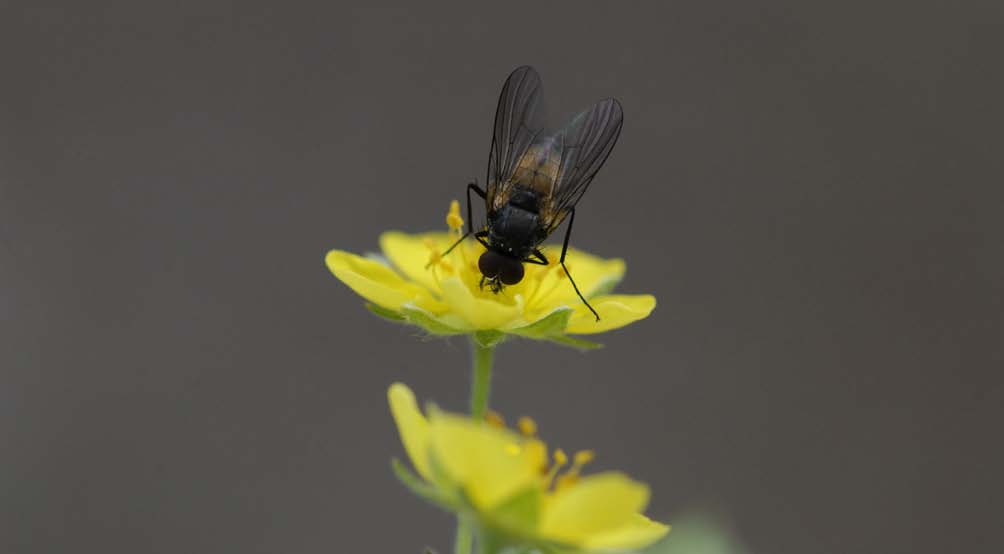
[440,66,624,321]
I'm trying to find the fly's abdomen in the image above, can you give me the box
[510,140,560,203]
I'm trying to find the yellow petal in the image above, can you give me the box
[379,231,447,293]
[564,295,656,335]
[583,514,670,551]
[429,411,547,510]
[387,383,432,480]
[539,472,650,544]
[530,248,625,307]
[325,250,441,311]
[439,276,524,330]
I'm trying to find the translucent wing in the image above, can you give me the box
[541,98,624,232]
[486,66,546,210]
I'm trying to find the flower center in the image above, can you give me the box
[483,411,595,492]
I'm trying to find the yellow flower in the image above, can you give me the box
[325,201,655,348]
[388,383,670,552]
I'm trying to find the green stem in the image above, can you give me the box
[457,340,495,554]
[454,517,474,554]
[469,339,495,419]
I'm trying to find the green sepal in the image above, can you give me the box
[365,303,406,322]
[400,305,465,335]
[509,308,573,339]
[487,486,541,534]
[390,458,456,510]
[473,329,507,348]
[548,334,603,351]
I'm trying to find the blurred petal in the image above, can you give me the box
[430,411,547,511]
[539,472,650,543]
[584,514,670,551]
[326,250,439,311]
[388,383,432,480]
[564,295,656,335]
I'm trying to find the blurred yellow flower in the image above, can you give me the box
[326,201,655,348]
[389,383,669,552]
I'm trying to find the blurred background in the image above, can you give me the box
[2,2,1001,553]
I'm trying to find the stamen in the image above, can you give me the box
[505,444,522,456]
[544,448,569,484]
[424,238,443,268]
[484,411,505,428]
[446,200,464,232]
[517,416,537,437]
[555,473,579,491]
[552,449,596,492]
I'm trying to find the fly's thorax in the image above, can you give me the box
[488,204,544,259]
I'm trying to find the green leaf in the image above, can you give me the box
[509,308,573,339]
[473,329,507,348]
[642,514,745,554]
[365,303,406,322]
[548,334,603,351]
[400,305,465,335]
[390,458,455,510]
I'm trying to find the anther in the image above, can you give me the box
[485,411,506,428]
[517,416,537,437]
[553,449,568,466]
[446,200,464,232]
[573,450,595,467]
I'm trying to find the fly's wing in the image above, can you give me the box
[486,66,546,211]
[541,98,624,233]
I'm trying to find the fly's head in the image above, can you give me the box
[478,249,525,293]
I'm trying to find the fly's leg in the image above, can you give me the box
[558,208,600,321]
[524,249,548,265]
[475,230,489,249]
[465,181,486,235]
[427,182,487,267]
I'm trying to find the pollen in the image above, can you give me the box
[517,416,538,437]
[446,200,464,232]
[485,410,506,428]
[505,444,522,456]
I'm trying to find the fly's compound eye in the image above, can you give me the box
[498,257,524,285]
[478,251,524,285]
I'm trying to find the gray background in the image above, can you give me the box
[2,2,1001,553]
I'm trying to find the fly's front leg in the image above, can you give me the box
[466,181,486,235]
[428,182,487,268]
[524,249,548,265]
[558,208,600,321]
[474,230,489,249]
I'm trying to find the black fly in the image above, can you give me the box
[441,66,624,321]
